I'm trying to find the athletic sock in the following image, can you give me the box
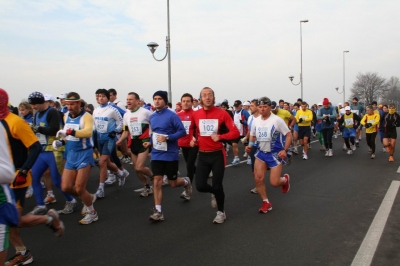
[47,190,54,196]
[16,246,27,255]
[87,205,94,212]
[99,183,105,189]
[263,199,269,203]
[155,205,162,212]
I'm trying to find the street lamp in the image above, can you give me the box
[343,51,349,103]
[288,19,308,100]
[147,0,172,102]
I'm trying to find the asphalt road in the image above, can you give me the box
[12,136,400,266]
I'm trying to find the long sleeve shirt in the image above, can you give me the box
[361,113,380,133]
[295,109,313,127]
[317,106,337,129]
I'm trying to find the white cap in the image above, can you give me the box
[140,97,145,101]
[338,103,343,106]
[243,101,250,106]
[57,93,67,99]
[318,102,322,106]
[344,106,351,111]
[44,94,56,102]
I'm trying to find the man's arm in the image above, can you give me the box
[74,113,93,138]
[219,112,240,141]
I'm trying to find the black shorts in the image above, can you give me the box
[232,136,245,144]
[298,126,311,139]
[130,139,150,155]
[12,187,27,210]
[383,130,397,139]
[151,160,179,180]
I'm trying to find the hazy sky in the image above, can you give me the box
[1,0,399,107]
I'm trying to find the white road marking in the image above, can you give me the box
[351,180,400,266]
[397,166,400,173]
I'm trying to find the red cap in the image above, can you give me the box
[176,102,182,106]
[322,98,330,105]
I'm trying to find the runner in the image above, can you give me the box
[28,91,77,215]
[191,87,240,224]
[317,98,337,157]
[350,97,364,146]
[177,93,199,200]
[295,102,313,160]
[143,90,192,222]
[116,92,154,197]
[1,89,64,266]
[337,106,361,155]
[361,105,380,159]
[56,93,68,113]
[382,104,400,162]
[315,103,325,150]
[378,105,388,152]
[231,100,250,165]
[192,98,201,111]
[92,89,127,198]
[245,96,292,214]
[53,92,99,224]
[291,103,300,154]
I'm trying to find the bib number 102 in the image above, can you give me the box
[203,124,214,131]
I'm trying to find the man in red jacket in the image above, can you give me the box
[191,87,240,224]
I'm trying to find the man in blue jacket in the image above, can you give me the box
[317,98,337,157]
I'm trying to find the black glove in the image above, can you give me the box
[299,118,303,123]
[13,170,27,187]
[108,131,117,138]
[366,123,372,128]
[239,120,245,125]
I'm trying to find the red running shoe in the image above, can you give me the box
[259,201,273,213]
[282,174,290,194]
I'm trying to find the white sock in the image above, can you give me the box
[155,205,162,212]
[99,183,105,189]
[47,190,54,196]
[118,169,124,176]
[87,205,94,212]
[69,198,76,203]
[263,199,269,203]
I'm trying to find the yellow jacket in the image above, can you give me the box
[296,109,313,126]
[361,113,380,133]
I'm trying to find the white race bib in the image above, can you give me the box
[96,120,108,133]
[182,121,191,135]
[199,119,218,136]
[300,115,308,119]
[345,118,353,126]
[257,126,271,152]
[36,133,47,145]
[129,121,142,136]
[152,133,167,151]
[65,124,80,141]
[367,120,375,124]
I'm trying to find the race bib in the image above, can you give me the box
[300,116,308,119]
[129,121,142,136]
[65,124,80,141]
[199,119,218,136]
[182,121,191,135]
[351,110,359,115]
[345,118,353,126]
[367,120,375,124]
[96,120,108,134]
[257,126,270,141]
[152,133,167,151]
[36,133,47,145]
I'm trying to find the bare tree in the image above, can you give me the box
[382,76,400,103]
[350,72,387,105]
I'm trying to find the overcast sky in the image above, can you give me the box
[1,0,399,107]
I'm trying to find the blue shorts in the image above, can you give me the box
[98,139,116,156]
[342,127,356,138]
[255,150,283,168]
[64,149,95,170]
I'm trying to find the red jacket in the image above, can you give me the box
[177,109,195,147]
[192,106,240,151]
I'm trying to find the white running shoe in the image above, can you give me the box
[95,187,105,198]
[118,169,129,187]
[79,211,98,225]
[250,187,258,194]
[243,152,248,157]
[351,144,356,151]
[328,149,333,157]
[325,150,329,157]
[247,157,252,165]
[231,157,240,165]
[343,144,347,151]
[213,211,226,224]
[302,154,308,160]
[25,186,33,198]
[292,147,298,154]
[162,175,169,186]
[333,134,337,139]
[347,150,353,155]
[105,173,116,185]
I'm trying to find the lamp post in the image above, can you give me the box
[288,19,308,100]
[147,0,172,102]
[343,51,349,103]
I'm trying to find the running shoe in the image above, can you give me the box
[149,208,164,222]
[250,187,258,194]
[347,150,353,155]
[140,186,153,197]
[325,150,329,157]
[162,175,169,186]
[247,157,252,165]
[122,157,131,164]
[282,174,290,194]
[302,154,308,160]
[333,134,337,139]
[105,173,116,185]
[180,190,190,200]
[47,209,65,237]
[182,177,192,199]
[62,200,76,214]
[243,152,248,157]
[328,149,333,157]
[211,194,217,208]
[259,201,273,213]
[231,157,240,165]
[81,194,97,216]
[95,187,105,198]
[292,146,298,154]
[25,186,33,199]
[371,154,375,159]
[343,144,347,151]
[5,250,33,266]
[79,211,99,225]
[118,169,129,187]
[44,194,56,204]
[389,155,394,162]
[30,205,47,215]
[351,144,356,151]
[213,211,226,224]
[383,147,386,153]
[320,145,326,151]
[209,171,213,178]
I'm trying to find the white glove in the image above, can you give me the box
[240,137,247,143]
[56,130,67,138]
[52,140,63,150]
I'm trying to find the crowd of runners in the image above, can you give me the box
[0,86,399,265]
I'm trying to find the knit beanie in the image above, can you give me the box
[153,90,168,104]
[322,98,330,105]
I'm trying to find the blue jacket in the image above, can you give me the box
[317,106,337,129]
[149,107,186,161]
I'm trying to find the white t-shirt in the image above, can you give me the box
[250,113,290,153]
[123,107,152,138]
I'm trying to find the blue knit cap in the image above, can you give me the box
[153,90,168,104]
